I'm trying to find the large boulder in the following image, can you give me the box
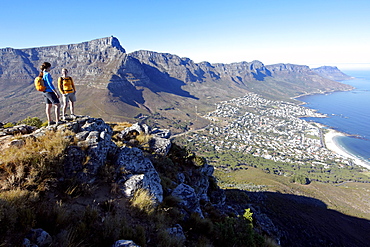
[25,228,52,247]
[116,147,163,203]
[117,122,171,156]
[148,137,171,156]
[171,183,203,218]
[112,240,140,247]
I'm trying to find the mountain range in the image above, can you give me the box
[0,36,353,130]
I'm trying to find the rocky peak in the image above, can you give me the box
[0,36,127,92]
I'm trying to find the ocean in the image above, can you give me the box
[298,70,370,163]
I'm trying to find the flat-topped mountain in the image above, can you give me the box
[312,66,353,81]
[0,37,353,130]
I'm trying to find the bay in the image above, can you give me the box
[298,70,370,162]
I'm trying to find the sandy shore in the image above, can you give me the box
[324,129,370,170]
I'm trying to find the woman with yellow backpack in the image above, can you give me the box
[58,68,77,120]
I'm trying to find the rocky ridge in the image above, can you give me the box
[0,37,353,126]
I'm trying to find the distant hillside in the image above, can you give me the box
[0,37,353,131]
[312,66,354,81]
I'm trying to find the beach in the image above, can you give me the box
[324,129,370,170]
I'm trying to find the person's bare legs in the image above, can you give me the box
[46,104,53,123]
[62,96,68,118]
[70,100,75,115]
[54,103,61,122]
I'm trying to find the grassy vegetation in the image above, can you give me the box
[0,130,72,191]
[2,116,45,128]
[174,137,370,184]
[215,166,370,220]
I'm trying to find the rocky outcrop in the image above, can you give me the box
[116,147,163,203]
[0,117,282,246]
[171,183,204,217]
[0,118,222,218]
[0,124,37,137]
[24,228,52,247]
[112,240,140,247]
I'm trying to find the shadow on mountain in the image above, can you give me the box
[140,63,199,100]
[252,68,271,81]
[107,75,146,107]
[232,190,370,247]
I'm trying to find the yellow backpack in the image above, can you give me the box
[34,76,46,91]
[60,77,74,92]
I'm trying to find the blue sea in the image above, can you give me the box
[298,70,370,163]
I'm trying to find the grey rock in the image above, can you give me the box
[151,128,171,139]
[116,147,163,203]
[171,183,203,217]
[112,240,140,247]
[148,136,171,156]
[167,224,186,242]
[2,124,36,135]
[60,117,117,183]
[75,131,90,141]
[118,123,150,140]
[22,238,38,247]
[63,146,85,177]
[26,228,52,247]
[8,139,25,148]
[177,173,186,183]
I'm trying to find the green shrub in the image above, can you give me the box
[157,229,185,247]
[290,174,310,185]
[3,122,15,128]
[18,116,43,128]
[213,215,264,247]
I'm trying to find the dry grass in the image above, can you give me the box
[135,132,152,149]
[130,188,156,215]
[108,122,133,132]
[0,130,74,190]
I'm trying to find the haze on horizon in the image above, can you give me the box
[1,0,369,70]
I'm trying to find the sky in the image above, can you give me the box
[1,0,370,70]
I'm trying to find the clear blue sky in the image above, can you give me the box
[1,0,369,69]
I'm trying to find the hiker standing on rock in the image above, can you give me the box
[58,68,77,120]
[40,62,62,125]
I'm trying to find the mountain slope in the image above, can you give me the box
[0,37,353,131]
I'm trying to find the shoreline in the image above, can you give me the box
[324,129,370,170]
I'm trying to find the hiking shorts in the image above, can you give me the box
[43,92,60,104]
[62,92,76,102]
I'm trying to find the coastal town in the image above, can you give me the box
[179,93,356,168]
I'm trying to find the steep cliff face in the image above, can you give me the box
[0,36,126,91]
[0,37,354,125]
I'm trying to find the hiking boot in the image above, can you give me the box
[48,121,56,126]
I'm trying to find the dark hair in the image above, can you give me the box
[39,62,51,77]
